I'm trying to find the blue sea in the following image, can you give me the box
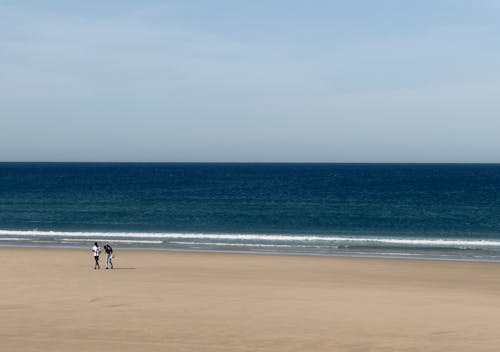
[1,162,500,261]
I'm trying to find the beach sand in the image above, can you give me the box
[1,248,500,351]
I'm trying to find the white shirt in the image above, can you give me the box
[92,245,101,257]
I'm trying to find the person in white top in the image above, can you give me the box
[92,242,101,270]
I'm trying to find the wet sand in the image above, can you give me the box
[1,247,500,351]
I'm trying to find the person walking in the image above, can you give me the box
[92,242,101,269]
[104,243,114,269]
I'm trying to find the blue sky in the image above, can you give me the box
[1,1,499,162]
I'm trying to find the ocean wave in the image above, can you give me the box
[60,238,163,244]
[0,237,30,241]
[1,229,500,249]
[170,241,327,248]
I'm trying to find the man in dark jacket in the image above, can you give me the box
[104,243,114,269]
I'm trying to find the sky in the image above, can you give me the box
[1,0,499,162]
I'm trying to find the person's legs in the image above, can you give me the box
[94,255,100,269]
[106,253,111,269]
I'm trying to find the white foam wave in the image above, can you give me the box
[61,238,163,244]
[1,229,500,248]
[170,241,325,248]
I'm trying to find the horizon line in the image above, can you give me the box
[1,161,500,165]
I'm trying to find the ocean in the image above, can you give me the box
[1,162,500,261]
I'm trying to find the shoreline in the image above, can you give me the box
[2,247,500,351]
[1,242,500,263]
[3,228,500,263]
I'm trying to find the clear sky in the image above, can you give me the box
[1,0,499,162]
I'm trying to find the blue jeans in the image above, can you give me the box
[106,253,113,269]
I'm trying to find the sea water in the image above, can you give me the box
[1,162,500,261]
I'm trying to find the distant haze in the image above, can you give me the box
[1,1,499,162]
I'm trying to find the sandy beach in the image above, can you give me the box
[1,248,500,351]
